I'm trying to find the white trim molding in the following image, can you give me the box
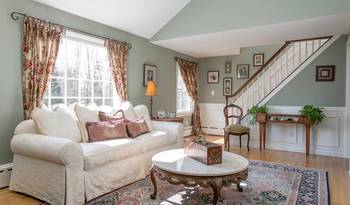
[200,103,347,158]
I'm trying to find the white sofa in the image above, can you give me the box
[9,105,184,205]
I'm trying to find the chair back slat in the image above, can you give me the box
[223,104,243,126]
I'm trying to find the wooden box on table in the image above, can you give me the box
[184,139,222,165]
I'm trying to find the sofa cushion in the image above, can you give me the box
[31,108,81,142]
[81,138,143,170]
[133,131,177,152]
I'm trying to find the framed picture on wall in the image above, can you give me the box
[225,61,232,73]
[237,64,249,79]
[143,64,157,86]
[223,77,233,96]
[253,53,264,67]
[316,65,335,81]
[207,71,219,83]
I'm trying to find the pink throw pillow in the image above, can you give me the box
[85,119,128,142]
[126,118,150,138]
[99,110,125,122]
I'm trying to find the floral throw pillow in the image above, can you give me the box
[126,118,150,138]
[85,119,128,142]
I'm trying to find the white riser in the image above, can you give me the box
[200,103,346,158]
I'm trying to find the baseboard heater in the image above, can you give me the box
[0,163,12,188]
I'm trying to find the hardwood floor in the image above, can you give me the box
[0,135,349,205]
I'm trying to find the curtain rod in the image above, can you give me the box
[10,11,132,49]
[175,57,198,65]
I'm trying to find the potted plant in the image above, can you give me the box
[247,105,268,125]
[298,105,325,125]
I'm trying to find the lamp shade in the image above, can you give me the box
[145,81,157,96]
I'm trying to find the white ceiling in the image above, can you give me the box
[34,0,191,39]
[151,13,350,58]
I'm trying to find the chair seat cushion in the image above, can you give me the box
[225,124,250,133]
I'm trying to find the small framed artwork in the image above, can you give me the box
[225,61,232,74]
[253,53,264,67]
[223,77,233,96]
[143,64,157,86]
[237,64,249,79]
[316,65,335,81]
[207,71,219,83]
[157,110,166,119]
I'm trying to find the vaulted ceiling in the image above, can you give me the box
[35,0,350,58]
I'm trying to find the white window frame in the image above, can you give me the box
[43,30,119,108]
[176,63,194,116]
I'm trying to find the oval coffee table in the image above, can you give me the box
[150,149,249,205]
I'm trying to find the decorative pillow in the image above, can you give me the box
[126,118,150,138]
[31,108,81,142]
[134,105,153,131]
[116,101,138,120]
[99,110,125,122]
[74,104,100,142]
[85,119,128,142]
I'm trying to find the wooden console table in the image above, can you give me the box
[257,114,312,156]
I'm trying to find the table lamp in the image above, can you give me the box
[145,81,157,119]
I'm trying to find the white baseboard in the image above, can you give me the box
[0,163,13,188]
[200,104,347,158]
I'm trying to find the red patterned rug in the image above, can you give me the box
[81,160,329,205]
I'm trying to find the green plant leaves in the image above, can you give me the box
[299,105,325,124]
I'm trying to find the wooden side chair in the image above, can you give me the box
[223,104,250,151]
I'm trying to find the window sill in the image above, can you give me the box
[176,112,193,117]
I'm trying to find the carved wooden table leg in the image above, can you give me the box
[150,166,157,199]
[236,182,243,192]
[209,179,222,205]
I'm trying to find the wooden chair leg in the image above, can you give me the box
[223,132,227,150]
[227,134,230,151]
[239,135,242,148]
[247,132,250,151]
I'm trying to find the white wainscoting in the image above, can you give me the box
[200,103,346,158]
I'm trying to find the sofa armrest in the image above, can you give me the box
[11,134,83,165]
[151,121,184,148]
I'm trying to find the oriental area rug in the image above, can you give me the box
[79,160,329,205]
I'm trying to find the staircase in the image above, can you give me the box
[225,36,339,118]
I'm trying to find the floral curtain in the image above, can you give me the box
[104,39,129,101]
[176,58,201,135]
[22,16,64,119]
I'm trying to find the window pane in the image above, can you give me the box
[50,78,65,97]
[105,82,113,97]
[93,64,104,80]
[105,98,113,106]
[67,80,79,97]
[52,60,65,77]
[43,98,49,106]
[81,98,91,105]
[67,60,79,78]
[67,98,78,106]
[51,98,64,106]
[81,80,92,97]
[94,82,103,97]
[94,98,103,106]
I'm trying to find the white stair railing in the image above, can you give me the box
[225,36,334,118]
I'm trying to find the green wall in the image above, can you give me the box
[268,36,347,106]
[198,44,282,103]
[0,0,196,164]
